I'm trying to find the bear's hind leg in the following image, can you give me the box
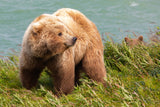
[82,49,106,86]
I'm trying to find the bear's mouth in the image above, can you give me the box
[64,42,76,48]
[43,43,52,56]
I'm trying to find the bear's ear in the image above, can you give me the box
[138,35,143,41]
[33,14,50,23]
[124,37,129,43]
[32,22,42,35]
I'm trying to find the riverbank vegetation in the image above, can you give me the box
[0,28,160,106]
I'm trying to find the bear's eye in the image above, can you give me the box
[32,31,37,36]
[58,32,62,36]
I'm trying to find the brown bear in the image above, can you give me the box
[19,8,106,95]
[124,35,144,48]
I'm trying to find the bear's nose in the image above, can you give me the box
[72,37,77,43]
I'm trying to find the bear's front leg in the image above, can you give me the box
[20,68,43,89]
[49,56,75,95]
[19,54,44,89]
[54,65,75,95]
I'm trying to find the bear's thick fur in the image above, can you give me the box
[125,36,144,48]
[19,8,106,95]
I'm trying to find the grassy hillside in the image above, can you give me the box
[0,32,160,106]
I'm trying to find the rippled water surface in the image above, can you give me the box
[0,0,160,55]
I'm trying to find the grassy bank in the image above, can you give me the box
[0,34,160,106]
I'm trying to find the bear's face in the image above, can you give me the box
[124,36,143,48]
[27,14,77,58]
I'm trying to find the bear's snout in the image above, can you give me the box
[72,37,77,44]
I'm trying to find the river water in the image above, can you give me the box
[0,0,160,55]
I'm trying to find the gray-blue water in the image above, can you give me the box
[0,0,160,55]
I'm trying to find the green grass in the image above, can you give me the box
[0,34,160,106]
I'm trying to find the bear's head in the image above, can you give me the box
[124,36,144,48]
[25,14,77,58]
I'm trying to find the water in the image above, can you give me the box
[0,0,160,55]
